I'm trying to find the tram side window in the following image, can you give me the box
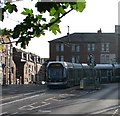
[74,70,78,78]
[63,68,67,78]
[83,69,87,78]
[115,69,120,77]
[69,69,74,79]
[101,70,106,77]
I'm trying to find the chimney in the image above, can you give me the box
[97,28,102,33]
[115,25,120,34]
[67,26,69,35]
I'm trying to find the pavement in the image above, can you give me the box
[1,83,102,96]
[1,84,47,96]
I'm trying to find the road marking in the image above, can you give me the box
[18,102,37,110]
[1,90,46,101]
[112,109,118,116]
[28,102,51,110]
[92,105,120,114]
[0,94,40,107]
[0,112,8,115]
[12,112,18,114]
[51,98,64,101]
[39,110,51,113]
[42,101,47,104]
[44,97,56,101]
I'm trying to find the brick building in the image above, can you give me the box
[13,47,40,84]
[13,47,47,84]
[49,26,119,64]
[0,36,16,85]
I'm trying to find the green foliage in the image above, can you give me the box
[4,2,18,13]
[21,8,33,16]
[72,0,86,12]
[1,0,86,49]
[49,23,61,35]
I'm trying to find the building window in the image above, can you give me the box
[101,54,105,63]
[61,43,64,52]
[106,43,109,51]
[28,69,31,74]
[29,54,33,61]
[72,56,75,63]
[88,43,95,52]
[101,43,109,52]
[76,55,80,63]
[56,44,59,51]
[72,55,80,63]
[88,44,90,51]
[56,56,59,61]
[26,67,27,74]
[72,44,80,52]
[100,54,110,63]
[76,45,80,52]
[106,55,109,63]
[22,52,26,59]
[72,44,75,52]
[32,66,34,71]
[29,65,31,68]
[60,56,64,61]
[56,43,64,52]
[92,44,95,51]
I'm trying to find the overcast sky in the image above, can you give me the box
[0,0,119,58]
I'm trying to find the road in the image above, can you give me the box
[1,83,119,115]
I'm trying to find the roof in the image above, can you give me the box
[13,47,41,58]
[48,32,116,43]
[13,47,26,53]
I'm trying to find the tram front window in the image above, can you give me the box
[48,64,63,80]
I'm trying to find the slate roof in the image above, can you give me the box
[13,47,40,58]
[49,33,116,43]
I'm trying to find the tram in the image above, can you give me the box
[95,64,120,83]
[46,61,120,88]
[46,61,95,88]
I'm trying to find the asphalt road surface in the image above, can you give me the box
[1,83,119,115]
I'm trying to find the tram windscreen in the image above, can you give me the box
[48,63,63,80]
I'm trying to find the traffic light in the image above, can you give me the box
[87,54,96,67]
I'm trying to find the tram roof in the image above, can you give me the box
[95,64,114,69]
[47,61,82,68]
[47,61,120,69]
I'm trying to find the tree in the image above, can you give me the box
[1,0,86,49]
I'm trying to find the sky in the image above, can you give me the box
[0,0,119,58]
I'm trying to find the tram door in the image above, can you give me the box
[107,70,112,83]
